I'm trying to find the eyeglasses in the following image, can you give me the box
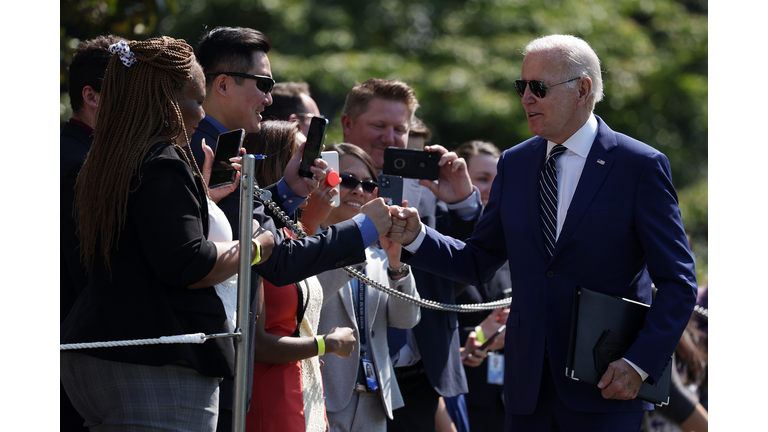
[514,77,581,99]
[339,174,378,194]
[205,72,275,94]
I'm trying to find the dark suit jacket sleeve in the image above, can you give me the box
[622,151,697,382]
[255,219,366,287]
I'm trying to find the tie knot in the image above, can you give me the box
[548,145,566,161]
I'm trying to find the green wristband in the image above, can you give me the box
[315,335,325,355]
[251,239,262,266]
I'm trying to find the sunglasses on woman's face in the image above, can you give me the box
[205,72,276,94]
[514,77,580,99]
[339,174,378,194]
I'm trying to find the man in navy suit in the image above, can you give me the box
[340,78,482,431]
[387,34,697,431]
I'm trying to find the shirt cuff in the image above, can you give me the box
[276,178,307,216]
[622,358,649,382]
[446,186,482,221]
[352,213,379,248]
[403,223,428,254]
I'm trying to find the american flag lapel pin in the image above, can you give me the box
[597,159,605,165]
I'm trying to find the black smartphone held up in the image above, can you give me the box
[479,325,506,351]
[298,116,329,178]
[378,174,404,206]
[383,147,440,180]
[209,128,245,188]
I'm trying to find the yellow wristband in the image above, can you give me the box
[251,238,262,266]
[315,335,325,355]
[475,326,486,344]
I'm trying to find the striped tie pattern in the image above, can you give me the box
[540,144,566,256]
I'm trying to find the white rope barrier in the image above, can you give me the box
[59,332,236,351]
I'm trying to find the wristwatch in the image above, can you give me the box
[387,264,410,278]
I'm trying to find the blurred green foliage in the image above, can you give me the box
[61,0,707,283]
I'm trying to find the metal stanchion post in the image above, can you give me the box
[232,155,255,432]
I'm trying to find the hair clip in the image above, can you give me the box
[109,41,137,68]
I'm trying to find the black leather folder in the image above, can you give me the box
[565,286,671,406]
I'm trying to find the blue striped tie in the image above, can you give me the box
[540,145,566,256]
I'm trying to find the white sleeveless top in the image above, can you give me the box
[206,198,238,332]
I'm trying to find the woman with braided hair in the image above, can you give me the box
[60,36,274,431]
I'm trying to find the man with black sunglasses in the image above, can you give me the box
[388,34,697,432]
[189,27,395,432]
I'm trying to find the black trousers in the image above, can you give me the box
[387,361,440,432]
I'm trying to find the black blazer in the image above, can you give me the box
[61,142,234,378]
[60,121,92,323]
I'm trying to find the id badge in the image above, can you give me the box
[362,359,379,391]
[486,352,504,385]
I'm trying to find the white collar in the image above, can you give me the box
[546,113,598,158]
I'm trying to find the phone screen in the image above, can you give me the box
[210,128,245,188]
[298,116,329,178]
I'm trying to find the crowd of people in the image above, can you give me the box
[60,27,706,432]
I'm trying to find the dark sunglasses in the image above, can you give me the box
[339,174,378,194]
[205,72,275,94]
[514,77,580,98]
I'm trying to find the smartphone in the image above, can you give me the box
[479,325,506,351]
[209,128,245,188]
[298,116,329,178]
[321,150,340,208]
[378,174,404,206]
[383,147,440,180]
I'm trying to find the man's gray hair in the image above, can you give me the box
[523,34,604,110]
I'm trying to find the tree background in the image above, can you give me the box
[60,0,708,284]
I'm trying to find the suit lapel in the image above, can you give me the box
[339,281,356,324]
[367,281,382,328]
[552,119,617,257]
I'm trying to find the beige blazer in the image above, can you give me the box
[316,246,420,419]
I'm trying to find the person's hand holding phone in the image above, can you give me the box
[476,307,508,352]
[201,138,242,203]
[284,139,329,197]
[417,144,474,204]
[461,331,488,367]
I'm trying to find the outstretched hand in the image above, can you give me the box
[387,205,422,246]
[417,145,474,204]
[379,199,408,267]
